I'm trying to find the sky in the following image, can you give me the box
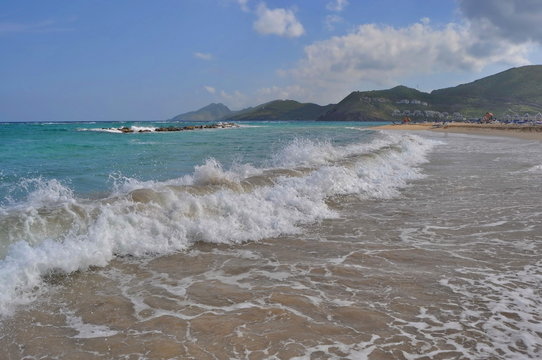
[1,0,541,121]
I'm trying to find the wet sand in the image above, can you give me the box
[373,122,542,140]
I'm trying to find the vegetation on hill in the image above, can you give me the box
[318,86,432,121]
[430,65,542,116]
[319,65,542,121]
[225,100,333,121]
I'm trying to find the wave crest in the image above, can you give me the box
[0,133,438,316]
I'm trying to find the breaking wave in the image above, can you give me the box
[0,133,438,316]
[77,126,157,133]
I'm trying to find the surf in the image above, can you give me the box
[0,132,438,316]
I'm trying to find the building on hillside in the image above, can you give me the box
[424,110,439,118]
[412,110,424,117]
[503,110,520,122]
[452,112,465,121]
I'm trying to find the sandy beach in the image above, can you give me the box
[373,122,542,140]
[3,121,542,359]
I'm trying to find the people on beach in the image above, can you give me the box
[402,116,411,124]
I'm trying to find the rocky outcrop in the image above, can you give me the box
[111,123,238,133]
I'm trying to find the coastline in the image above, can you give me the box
[372,122,542,141]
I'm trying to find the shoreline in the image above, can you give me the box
[372,122,542,141]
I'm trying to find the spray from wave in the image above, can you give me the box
[0,132,439,316]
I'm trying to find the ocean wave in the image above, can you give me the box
[77,127,124,133]
[77,126,157,133]
[131,126,157,132]
[510,163,542,175]
[527,164,542,173]
[0,133,439,316]
[237,124,266,128]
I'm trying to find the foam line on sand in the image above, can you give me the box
[372,123,542,140]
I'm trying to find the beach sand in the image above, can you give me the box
[373,122,542,140]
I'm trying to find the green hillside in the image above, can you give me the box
[319,65,542,121]
[430,65,542,116]
[225,100,332,120]
[319,86,432,121]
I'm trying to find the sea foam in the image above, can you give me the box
[0,132,438,316]
[77,126,157,133]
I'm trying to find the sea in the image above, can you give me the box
[0,120,541,359]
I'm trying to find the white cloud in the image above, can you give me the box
[256,84,309,102]
[253,3,305,38]
[211,85,308,109]
[194,52,213,61]
[229,1,540,107]
[204,86,216,94]
[237,0,250,12]
[324,15,343,31]
[459,0,542,43]
[220,90,249,109]
[326,0,349,12]
[279,20,531,103]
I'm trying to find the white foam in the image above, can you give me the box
[439,261,542,358]
[526,164,542,173]
[77,125,157,133]
[291,335,380,360]
[130,126,156,132]
[17,178,75,208]
[272,138,340,167]
[65,312,119,338]
[78,127,123,133]
[0,133,438,316]
[236,123,264,128]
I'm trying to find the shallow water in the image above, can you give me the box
[1,124,541,359]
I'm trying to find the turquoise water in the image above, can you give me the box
[3,119,411,315]
[0,121,383,202]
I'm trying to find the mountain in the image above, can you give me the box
[171,65,542,122]
[318,86,431,121]
[171,103,232,121]
[319,65,542,121]
[224,100,333,121]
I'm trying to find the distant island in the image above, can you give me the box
[170,65,542,122]
[171,100,334,122]
[171,103,233,121]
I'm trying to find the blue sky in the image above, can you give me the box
[1,0,540,121]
